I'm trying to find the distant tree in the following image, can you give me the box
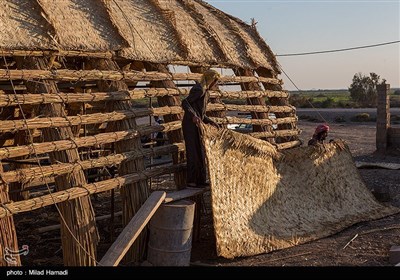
[394,89,400,95]
[349,72,384,107]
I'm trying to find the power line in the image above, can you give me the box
[276,61,329,125]
[276,40,400,57]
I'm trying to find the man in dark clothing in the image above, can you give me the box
[308,124,330,146]
[181,69,220,188]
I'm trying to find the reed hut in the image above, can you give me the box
[0,0,299,266]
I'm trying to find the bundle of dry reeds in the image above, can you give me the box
[16,57,99,266]
[201,124,399,258]
[0,165,20,266]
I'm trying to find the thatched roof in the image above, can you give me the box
[0,0,279,72]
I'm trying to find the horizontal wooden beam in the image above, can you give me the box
[0,89,288,107]
[249,129,301,138]
[276,140,302,150]
[212,116,298,126]
[164,188,208,203]
[0,121,182,159]
[0,69,281,85]
[207,103,295,114]
[0,50,114,58]
[211,90,288,99]
[0,104,296,133]
[0,164,185,218]
[1,143,185,184]
[0,106,183,132]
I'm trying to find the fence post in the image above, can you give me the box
[376,83,390,154]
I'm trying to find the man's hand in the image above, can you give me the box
[192,115,201,125]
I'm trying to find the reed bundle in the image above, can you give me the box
[249,129,301,139]
[0,107,182,132]
[0,165,20,266]
[2,143,184,185]
[89,58,148,264]
[0,69,281,85]
[0,50,113,58]
[0,89,287,107]
[0,121,181,160]
[212,116,297,126]
[16,57,98,266]
[208,103,295,114]
[0,164,185,219]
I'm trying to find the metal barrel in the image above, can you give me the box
[147,199,195,266]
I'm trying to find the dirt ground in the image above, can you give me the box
[191,119,400,267]
[11,115,400,267]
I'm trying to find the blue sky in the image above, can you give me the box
[205,0,400,90]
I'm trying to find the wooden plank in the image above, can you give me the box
[99,191,166,266]
[164,187,209,204]
[355,161,400,170]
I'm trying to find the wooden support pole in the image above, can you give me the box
[87,58,149,264]
[16,57,98,266]
[376,83,390,154]
[99,191,166,267]
[212,116,297,126]
[8,106,36,201]
[144,63,187,190]
[0,164,21,266]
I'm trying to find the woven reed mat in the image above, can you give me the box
[200,124,399,258]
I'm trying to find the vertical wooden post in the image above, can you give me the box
[16,57,98,266]
[376,83,390,154]
[144,63,186,190]
[9,106,37,201]
[0,164,21,266]
[86,59,149,265]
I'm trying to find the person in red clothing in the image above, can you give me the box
[308,124,330,146]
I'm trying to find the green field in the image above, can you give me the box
[289,89,400,108]
[132,88,400,109]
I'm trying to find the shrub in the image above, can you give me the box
[350,113,375,122]
[321,97,335,108]
[289,94,313,108]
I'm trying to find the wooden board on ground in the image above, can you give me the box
[99,191,166,266]
[164,187,209,204]
[355,161,400,170]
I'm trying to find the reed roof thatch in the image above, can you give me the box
[0,0,279,72]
